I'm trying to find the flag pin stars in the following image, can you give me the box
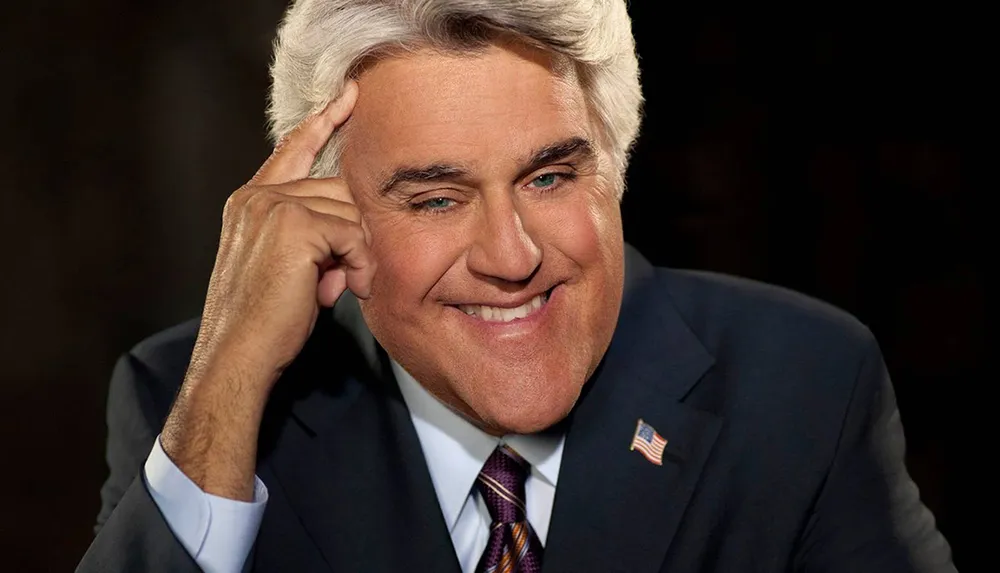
[630,418,668,466]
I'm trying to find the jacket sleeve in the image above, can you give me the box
[76,352,201,572]
[792,332,957,573]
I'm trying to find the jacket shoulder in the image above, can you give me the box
[655,268,876,359]
[644,269,884,457]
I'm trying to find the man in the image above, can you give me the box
[78,1,956,572]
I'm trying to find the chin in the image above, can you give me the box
[457,363,588,435]
[472,399,576,435]
[489,406,573,435]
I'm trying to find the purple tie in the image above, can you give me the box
[475,445,544,573]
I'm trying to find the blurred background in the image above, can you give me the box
[0,2,979,570]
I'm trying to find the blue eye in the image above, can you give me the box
[530,173,560,189]
[413,197,455,211]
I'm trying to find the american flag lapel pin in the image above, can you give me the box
[630,418,668,466]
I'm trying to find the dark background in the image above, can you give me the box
[1,2,979,570]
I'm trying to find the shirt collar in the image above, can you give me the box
[392,360,564,531]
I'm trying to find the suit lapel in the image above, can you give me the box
[259,296,461,573]
[543,249,722,573]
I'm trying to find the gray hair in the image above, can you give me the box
[268,0,643,194]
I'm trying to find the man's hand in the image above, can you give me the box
[160,81,370,500]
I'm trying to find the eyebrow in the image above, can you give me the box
[518,136,596,180]
[378,163,469,197]
[377,136,596,197]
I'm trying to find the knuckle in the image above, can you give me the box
[267,199,310,223]
[330,180,355,203]
[321,215,366,249]
[295,178,327,194]
[344,221,367,245]
[243,189,278,219]
[234,187,264,217]
[223,186,251,220]
[308,177,354,202]
[340,202,362,223]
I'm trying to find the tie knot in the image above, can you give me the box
[477,445,529,524]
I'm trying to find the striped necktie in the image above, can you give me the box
[475,445,544,573]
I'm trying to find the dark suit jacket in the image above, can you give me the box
[78,245,955,572]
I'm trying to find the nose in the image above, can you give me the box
[466,192,542,283]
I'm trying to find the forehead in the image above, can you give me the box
[345,41,593,174]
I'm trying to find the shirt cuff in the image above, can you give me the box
[144,435,268,573]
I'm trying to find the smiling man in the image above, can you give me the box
[345,41,624,436]
[78,2,955,573]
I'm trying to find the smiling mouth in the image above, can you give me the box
[455,287,554,323]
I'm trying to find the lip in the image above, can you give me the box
[448,285,555,310]
[448,284,562,336]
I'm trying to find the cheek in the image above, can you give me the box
[539,190,624,345]
[587,194,625,266]
[364,213,460,307]
[533,189,623,269]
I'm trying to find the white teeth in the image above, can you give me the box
[458,292,549,323]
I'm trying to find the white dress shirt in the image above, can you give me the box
[392,361,565,572]
[144,441,268,573]
[144,360,565,573]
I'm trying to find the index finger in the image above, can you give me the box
[250,80,359,186]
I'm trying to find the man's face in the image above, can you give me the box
[340,40,625,435]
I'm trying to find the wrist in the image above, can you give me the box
[160,359,272,501]
[187,337,285,396]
